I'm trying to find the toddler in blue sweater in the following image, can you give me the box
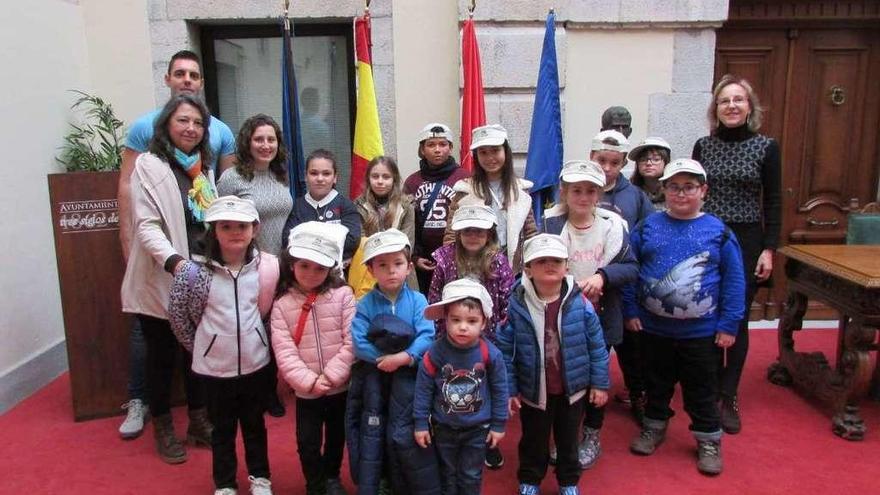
[413,279,508,495]
[623,158,745,476]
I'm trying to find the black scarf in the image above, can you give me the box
[418,156,459,182]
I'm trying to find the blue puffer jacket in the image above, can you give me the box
[346,362,440,495]
[496,275,610,410]
[352,284,434,365]
[543,208,638,346]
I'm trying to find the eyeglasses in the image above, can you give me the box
[664,183,702,196]
[638,156,664,164]
[716,96,748,107]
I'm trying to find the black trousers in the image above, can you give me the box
[643,333,721,433]
[519,395,585,487]
[583,345,611,430]
[296,391,348,490]
[615,329,646,396]
[204,365,273,489]
[138,314,205,417]
[722,222,763,399]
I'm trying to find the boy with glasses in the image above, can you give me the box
[623,159,746,475]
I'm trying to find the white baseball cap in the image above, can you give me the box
[205,196,260,223]
[470,124,508,150]
[418,122,454,143]
[659,158,707,182]
[424,278,494,321]
[362,228,411,264]
[451,205,497,231]
[559,160,606,187]
[523,233,569,264]
[287,222,342,268]
[590,129,630,153]
[628,137,671,161]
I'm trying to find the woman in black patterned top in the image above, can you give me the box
[692,74,782,435]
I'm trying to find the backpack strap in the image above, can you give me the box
[423,349,437,377]
[257,252,280,319]
[293,292,319,346]
[424,338,490,378]
[479,338,490,367]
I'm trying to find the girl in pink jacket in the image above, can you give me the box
[271,221,356,495]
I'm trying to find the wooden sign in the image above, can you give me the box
[48,171,131,421]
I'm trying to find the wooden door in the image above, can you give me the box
[715,22,880,320]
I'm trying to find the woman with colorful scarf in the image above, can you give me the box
[121,94,217,464]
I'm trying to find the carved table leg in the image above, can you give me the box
[767,291,807,387]
[830,319,877,440]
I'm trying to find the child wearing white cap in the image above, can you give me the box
[496,234,610,495]
[168,195,280,494]
[623,158,745,475]
[445,123,538,273]
[590,129,653,229]
[403,123,470,294]
[629,137,672,210]
[413,279,509,494]
[270,221,357,495]
[428,204,514,341]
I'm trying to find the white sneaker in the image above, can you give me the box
[118,399,149,439]
[214,489,237,495]
[249,476,273,495]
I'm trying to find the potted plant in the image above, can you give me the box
[49,90,133,421]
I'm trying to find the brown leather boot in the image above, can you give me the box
[186,407,213,447]
[152,414,187,464]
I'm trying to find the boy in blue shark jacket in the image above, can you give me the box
[623,158,745,476]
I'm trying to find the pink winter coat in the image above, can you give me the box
[271,285,356,399]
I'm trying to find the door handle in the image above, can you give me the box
[830,86,846,106]
[806,217,839,227]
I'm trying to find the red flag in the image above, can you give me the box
[350,13,384,198]
[460,18,486,173]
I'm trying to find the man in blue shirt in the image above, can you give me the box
[115,50,235,440]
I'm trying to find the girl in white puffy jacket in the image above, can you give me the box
[270,221,356,495]
[169,196,279,495]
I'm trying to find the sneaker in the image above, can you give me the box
[630,426,666,455]
[377,478,392,495]
[720,396,741,434]
[548,444,557,465]
[249,476,273,495]
[696,440,723,475]
[578,427,601,469]
[518,483,540,495]
[119,399,149,439]
[560,486,580,495]
[325,478,348,495]
[614,388,632,405]
[215,489,237,495]
[484,446,504,470]
[267,391,286,418]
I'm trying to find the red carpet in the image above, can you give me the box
[2,329,878,494]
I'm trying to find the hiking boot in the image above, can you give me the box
[720,396,741,434]
[696,439,723,475]
[560,487,580,495]
[484,446,504,470]
[248,476,273,495]
[152,414,187,464]
[630,391,647,426]
[187,407,213,447]
[518,483,540,495]
[578,427,601,469]
[325,478,347,495]
[119,398,149,439]
[630,420,667,456]
[267,391,286,418]
[214,489,237,495]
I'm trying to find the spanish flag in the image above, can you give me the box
[350,12,384,198]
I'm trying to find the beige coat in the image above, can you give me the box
[120,153,214,319]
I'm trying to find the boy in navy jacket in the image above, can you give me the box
[623,159,745,476]
[413,279,508,495]
[497,234,610,495]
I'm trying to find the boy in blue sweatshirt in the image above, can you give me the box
[414,279,508,495]
[623,159,745,476]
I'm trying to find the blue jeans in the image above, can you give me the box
[127,318,148,402]
[433,422,488,495]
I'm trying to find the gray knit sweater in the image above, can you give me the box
[217,167,293,255]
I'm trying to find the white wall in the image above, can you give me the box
[391,0,460,178]
[564,29,675,164]
[0,0,154,412]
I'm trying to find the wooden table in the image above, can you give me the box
[767,245,880,440]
